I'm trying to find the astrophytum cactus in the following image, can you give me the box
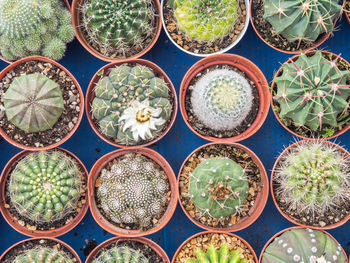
[93,246,149,263]
[14,248,74,263]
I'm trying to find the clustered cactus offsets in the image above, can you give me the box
[13,248,75,263]
[93,246,149,263]
[91,64,173,146]
[0,0,75,61]
[96,153,170,229]
[262,228,346,263]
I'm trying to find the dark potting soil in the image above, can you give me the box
[0,60,81,148]
[185,64,259,139]
[179,144,262,229]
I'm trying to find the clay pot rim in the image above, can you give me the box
[345,4,350,25]
[177,141,269,232]
[85,58,178,148]
[71,0,162,62]
[88,147,178,237]
[270,50,350,140]
[85,236,170,263]
[179,53,270,143]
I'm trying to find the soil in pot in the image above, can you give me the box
[0,60,81,148]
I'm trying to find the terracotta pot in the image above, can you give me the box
[0,237,81,262]
[270,51,350,140]
[71,0,161,62]
[180,53,270,142]
[345,3,350,26]
[85,236,170,263]
[88,147,178,237]
[178,142,269,232]
[85,59,177,148]
[0,56,84,151]
[0,147,89,237]
[172,231,258,263]
[271,140,350,230]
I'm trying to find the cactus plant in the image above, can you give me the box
[2,73,64,133]
[93,246,149,263]
[13,248,74,263]
[97,153,169,227]
[273,51,350,132]
[0,0,75,61]
[189,157,249,218]
[8,150,84,223]
[262,228,346,263]
[191,68,253,131]
[91,64,173,145]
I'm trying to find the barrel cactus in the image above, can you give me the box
[0,0,75,61]
[191,68,253,131]
[189,157,249,218]
[273,51,350,132]
[93,246,149,263]
[262,228,346,263]
[91,64,173,145]
[14,248,74,263]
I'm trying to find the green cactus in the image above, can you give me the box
[274,51,350,132]
[0,0,75,61]
[173,0,239,42]
[91,64,173,145]
[97,153,169,227]
[191,68,253,131]
[14,248,74,263]
[93,246,149,263]
[8,150,84,223]
[189,157,249,219]
[262,228,346,263]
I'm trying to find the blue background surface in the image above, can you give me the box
[0,3,350,261]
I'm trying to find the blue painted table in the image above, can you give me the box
[0,4,349,261]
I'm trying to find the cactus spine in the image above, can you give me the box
[14,248,74,263]
[93,246,149,263]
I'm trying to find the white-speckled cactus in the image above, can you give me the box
[14,248,74,263]
[93,246,149,263]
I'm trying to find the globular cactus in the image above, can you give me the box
[97,154,169,227]
[91,64,172,145]
[0,0,75,61]
[14,248,74,263]
[8,150,83,222]
[189,157,249,218]
[174,0,238,42]
[3,73,64,133]
[274,51,350,132]
[262,228,346,263]
[93,246,149,263]
[191,68,253,131]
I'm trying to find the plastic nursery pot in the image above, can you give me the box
[270,50,350,140]
[88,147,178,237]
[85,236,170,263]
[0,147,89,238]
[0,237,81,262]
[71,0,161,62]
[85,58,178,148]
[178,142,269,232]
[0,56,84,151]
[180,53,270,143]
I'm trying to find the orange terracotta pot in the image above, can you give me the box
[270,51,350,140]
[0,56,84,151]
[180,53,270,143]
[0,147,89,237]
[271,140,350,230]
[85,59,177,148]
[88,147,178,237]
[85,236,170,263]
[71,0,161,62]
[178,142,269,232]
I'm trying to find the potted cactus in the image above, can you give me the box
[86,59,177,148]
[178,142,269,232]
[71,0,161,62]
[0,0,74,63]
[162,0,250,56]
[271,51,350,139]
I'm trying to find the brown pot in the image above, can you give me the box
[71,0,161,62]
[85,236,170,263]
[88,147,178,237]
[0,147,89,238]
[180,53,270,143]
[85,59,177,148]
[270,51,350,140]
[178,142,269,232]
[0,56,84,151]
[271,140,350,230]
[0,237,81,262]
